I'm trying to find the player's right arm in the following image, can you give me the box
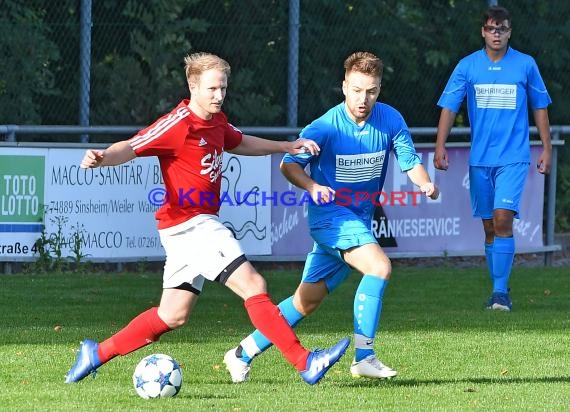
[434,58,468,172]
[80,140,136,169]
[434,108,456,171]
[280,161,335,204]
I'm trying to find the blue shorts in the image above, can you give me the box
[303,216,376,292]
[469,163,529,219]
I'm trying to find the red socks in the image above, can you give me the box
[95,296,310,372]
[245,293,309,371]
[97,307,171,363]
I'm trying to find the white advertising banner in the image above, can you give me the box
[0,147,271,261]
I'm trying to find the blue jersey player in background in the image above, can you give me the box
[224,51,439,382]
[434,6,552,312]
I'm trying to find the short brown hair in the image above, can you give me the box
[483,6,511,27]
[344,52,383,78]
[184,52,231,83]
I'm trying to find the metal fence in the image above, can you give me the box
[2,1,569,136]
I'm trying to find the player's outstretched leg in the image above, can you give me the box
[64,340,102,383]
[64,307,172,383]
[299,337,350,385]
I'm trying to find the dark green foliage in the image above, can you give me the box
[3,0,569,127]
[0,0,61,124]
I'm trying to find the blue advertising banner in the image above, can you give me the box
[270,146,545,259]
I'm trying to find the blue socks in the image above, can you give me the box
[492,236,514,294]
[239,296,304,363]
[354,275,387,362]
[239,275,389,364]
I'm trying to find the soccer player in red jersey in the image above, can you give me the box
[65,52,349,385]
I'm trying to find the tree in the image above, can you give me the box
[0,0,60,124]
[90,0,203,125]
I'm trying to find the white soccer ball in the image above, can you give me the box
[132,354,183,399]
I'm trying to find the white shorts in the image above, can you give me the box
[159,214,246,292]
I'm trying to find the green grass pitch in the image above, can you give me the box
[0,265,569,411]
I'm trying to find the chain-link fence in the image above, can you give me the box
[2,0,569,138]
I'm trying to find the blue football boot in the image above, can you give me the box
[486,291,512,311]
[300,337,350,385]
[64,339,102,383]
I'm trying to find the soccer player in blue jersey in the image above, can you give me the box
[223,51,439,382]
[434,6,552,311]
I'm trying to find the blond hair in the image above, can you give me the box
[344,52,383,78]
[184,52,231,83]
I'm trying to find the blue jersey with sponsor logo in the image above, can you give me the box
[282,102,421,229]
[437,47,551,166]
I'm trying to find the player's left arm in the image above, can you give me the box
[533,108,552,175]
[228,134,320,156]
[406,164,440,200]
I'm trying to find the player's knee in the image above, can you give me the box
[252,272,267,291]
[239,272,267,296]
[494,223,513,237]
[493,211,514,235]
[368,258,392,280]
